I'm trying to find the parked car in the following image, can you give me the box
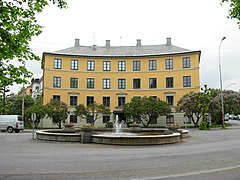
[233,115,239,120]
[0,115,24,133]
[225,113,229,121]
[237,115,240,120]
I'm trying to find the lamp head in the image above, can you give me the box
[222,37,226,41]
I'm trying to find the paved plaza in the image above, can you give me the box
[0,121,240,180]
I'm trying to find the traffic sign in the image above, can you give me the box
[31,113,36,122]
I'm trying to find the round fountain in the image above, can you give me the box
[92,115,186,145]
[36,115,188,145]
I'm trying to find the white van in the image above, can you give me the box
[0,115,24,133]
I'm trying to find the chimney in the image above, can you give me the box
[75,38,80,47]
[105,40,110,47]
[136,39,141,47]
[166,37,171,45]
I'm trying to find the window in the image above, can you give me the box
[149,78,157,88]
[70,115,77,123]
[70,96,78,106]
[87,60,95,71]
[54,58,62,69]
[118,61,126,71]
[87,96,94,106]
[166,96,174,106]
[118,79,126,89]
[103,78,110,89]
[166,77,174,88]
[133,61,140,71]
[103,61,111,71]
[182,57,190,68]
[70,78,78,88]
[53,77,61,88]
[165,59,173,69]
[133,78,141,89]
[149,60,156,70]
[71,60,78,70]
[183,76,191,87]
[103,97,110,107]
[118,97,126,107]
[102,115,110,123]
[53,95,60,101]
[87,78,94,89]
[166,115,174,124]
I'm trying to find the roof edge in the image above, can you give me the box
[43,50,201,59]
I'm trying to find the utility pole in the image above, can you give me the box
[218,37,226,129]
[22,61,26,120]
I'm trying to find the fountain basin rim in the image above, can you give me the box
[92,132,181,138]
[36,129,80,136]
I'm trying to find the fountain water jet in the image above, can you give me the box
[114,115,123,134]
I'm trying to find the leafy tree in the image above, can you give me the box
[25,96,45,128]
[85,102,111,126]
[74,104,88,119]
[44,99,68,129]
[221,0,240,27]
[123,96,171,127]
[123,97,142,123]
[0,0,67,87]
[209,90,240,124]
[176,85,212,127]
[6,94,34,116]
[0,86,10,114]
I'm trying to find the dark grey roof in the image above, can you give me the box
[52,45,192,57]
[45,38,200,57]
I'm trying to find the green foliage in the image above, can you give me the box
[123,97,142,123]
[209,90,240,124]
[176,85,213,127]
[74,104,88,118]
[221,0,240,27]
[86,102,111,126]
[74,102,111,126]
[0,0,67,87]
[126,120,134,127]
[199,121,207,130]
[44,99,68,129]
[24,96,45,128]
[123,96,171,127]
[3,94,34,116]
[105,122,114,128]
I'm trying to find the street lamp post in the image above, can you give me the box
[224,83,237,90]
[219,37,226,128]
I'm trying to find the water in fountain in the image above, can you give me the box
[114,115,123,133]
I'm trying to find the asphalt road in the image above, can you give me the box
[0,122,240,180]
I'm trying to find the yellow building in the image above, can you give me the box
[41,38,200,127]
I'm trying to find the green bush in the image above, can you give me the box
[199,121,207,130]
[126,121,134,127]
[105,122,114,128]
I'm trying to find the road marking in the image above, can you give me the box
[128,165,240,180]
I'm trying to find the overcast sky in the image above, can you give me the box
[11,0,240,92]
